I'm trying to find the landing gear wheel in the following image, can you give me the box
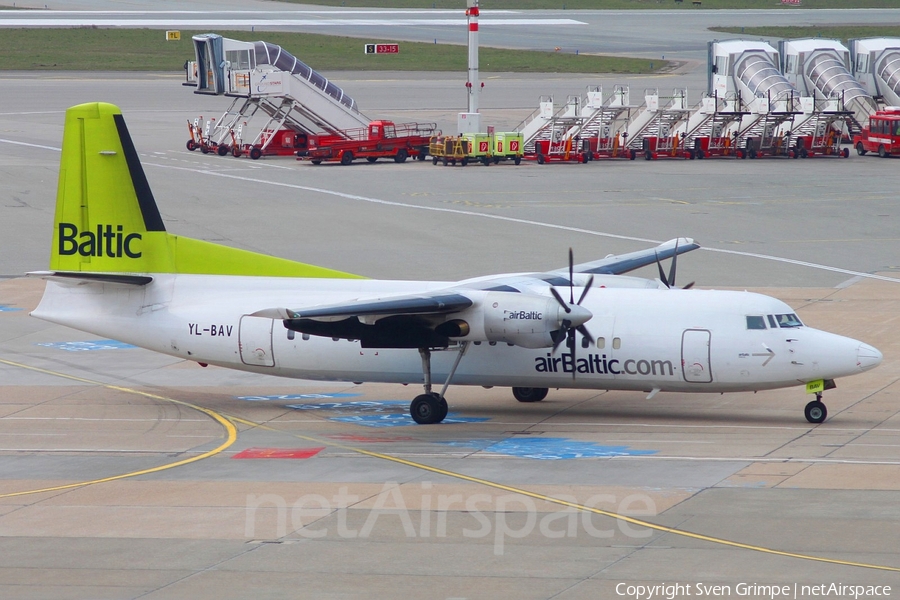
[394,148,408,163]
[804,400,827,424]
[411,393,445,425]
[340,151,354,165]
[249,147,262,160]
[438,396,449,421]
[512,387,549,403]
[856,142,867,156]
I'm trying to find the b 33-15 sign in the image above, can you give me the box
[365,44,400,55]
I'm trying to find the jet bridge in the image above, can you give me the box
[779,38,875,133]
[185,34,370,150]
[851,38,900,108]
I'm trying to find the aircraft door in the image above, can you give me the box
[239,316,275,367]
[681,329,712,383]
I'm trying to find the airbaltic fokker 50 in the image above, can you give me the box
[31,103,882,424]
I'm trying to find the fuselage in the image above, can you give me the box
[31,274,881,395]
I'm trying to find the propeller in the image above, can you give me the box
[655,239,695,290]
[549,248,595,379]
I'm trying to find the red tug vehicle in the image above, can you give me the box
[853,108,900,158]
[297,120,437,165]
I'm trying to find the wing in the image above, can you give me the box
[252,292,472,322]
[566,237,699,275]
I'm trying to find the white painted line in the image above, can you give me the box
[0,18,586,27]
[0,138,61,152]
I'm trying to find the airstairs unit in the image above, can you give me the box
[184,34,370,154]
[623,89,694,159]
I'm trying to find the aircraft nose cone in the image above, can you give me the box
[857,343,882,372]
[566,304,593,328]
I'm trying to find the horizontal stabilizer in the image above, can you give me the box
[28,271,153,286]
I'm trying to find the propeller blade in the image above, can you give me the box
[576,275,594,306]
[655,251,670,288]
[550,287,571,313]
[683,281,695,290]
[568,328,577,380]
[576,324,594,345]
[667,239,679,288]
[568,247,575,305]
[551,332,567,354]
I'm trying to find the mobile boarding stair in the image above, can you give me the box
[185,34,370,156]
[677,92,750,158]
[579,85,638,160]
[624,89,694,160]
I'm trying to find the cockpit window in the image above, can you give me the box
[775,313,802,328]
[746,316,767,330]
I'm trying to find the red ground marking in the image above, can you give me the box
[233,447,325,459]
[327,434,414,443]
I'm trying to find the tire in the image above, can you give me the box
[514,156,522,165]
[804,400,827,424]
[410,393,444,425]
[442,157,449,166]
[311,159,322,165]
[630,149,637,160]
[232,147,242,158]
[644,150,653,161]
[200,145,210,154]
[394,148,408,163]
[493,156,500,164]
[186,140,197,151]
[856,142,867,156]
[217,145,229,156]
[366,157,378,163]
[417,147,427,161]
[482,156,490,166]
[842,147,850,158]
[800,148,809,159]
[340,151,354,165]
[581,153,589,164]
[461,158,468,166]
[537,154,545,165]
[249,147,262,160]
[688,149,695,160]
[749,149,757,159]
[432,157,439,165]
[437,397,449,421]
[512,387,549,403]
[878,145,888,158]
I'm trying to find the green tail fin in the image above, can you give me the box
[51,102,361,279]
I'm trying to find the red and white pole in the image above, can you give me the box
[466,0,480,114]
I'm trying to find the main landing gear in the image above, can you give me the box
[804,392,827,424]
[410,343,469,425]
[512,387,549,403]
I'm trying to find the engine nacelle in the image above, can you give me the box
[481,291,567,349]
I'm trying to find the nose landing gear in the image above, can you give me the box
[804,392,827,424]
[410,343,469,425]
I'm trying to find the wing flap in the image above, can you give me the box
[252,292,473,323]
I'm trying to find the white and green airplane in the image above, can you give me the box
[30,103,882,425]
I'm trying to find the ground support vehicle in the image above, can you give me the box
[186,116,223,155]
[641,134,694,160]
[586,133,637,160]
[429,136,471,166]
[491,132,524,164]
[794,129,850,158]
[529,138,590,164]
[298,121,435,165]
[231,129,311,159]
[462,133,494,165]
[852,108,900,158]
[692,134,746,159]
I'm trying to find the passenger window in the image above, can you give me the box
[596,337,606,349]
[746,316,766,330]
[767,315,778,329]
[776,313,803,328]
[581,336,590,349]
[612,337,621,350]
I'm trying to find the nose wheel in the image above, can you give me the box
[804,393,827,424]
[410,344,469,425]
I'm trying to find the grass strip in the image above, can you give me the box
[275,0,900,10]
[0,27,668,73]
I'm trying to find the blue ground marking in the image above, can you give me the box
[0,305,22,312]
[437,437,658,460]
[328,413,489,428]
[37,339,137,352]
[237,393,363,402]
[275,399,489,427]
